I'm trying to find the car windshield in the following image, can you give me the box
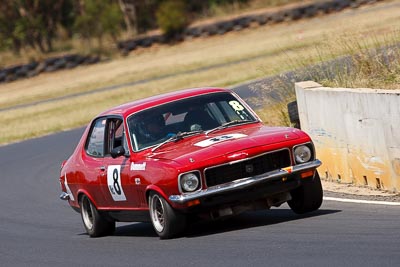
[127,92,258,151]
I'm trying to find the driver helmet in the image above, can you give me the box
[139,113,165,141]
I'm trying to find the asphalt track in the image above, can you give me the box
[2,2,400,262]
[1,123,400,266]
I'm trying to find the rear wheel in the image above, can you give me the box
[149,192,186,239]
[80,195,115,237]
[288,171,323,214]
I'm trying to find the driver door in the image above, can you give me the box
[100,117,139,208]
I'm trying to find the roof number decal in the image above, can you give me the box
[229,100,244,111]
[229,100,248,119]
[107,165,127,201]
[194,133,247,147]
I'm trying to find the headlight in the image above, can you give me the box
[294,145,312,163]
[180,172,200,193]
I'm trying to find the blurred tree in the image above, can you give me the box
[118,0,138,36]
[156,0,188,39]
[74,0,124,48]
[0,0,75,54]
[0,2,22,54]
[0,0,253,55]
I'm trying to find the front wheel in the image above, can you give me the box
[149,192,186,239]
[80,195,115,237]
[288,171,323,214]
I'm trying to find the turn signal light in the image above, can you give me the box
[187,199,200,207]
[300,170,315,179]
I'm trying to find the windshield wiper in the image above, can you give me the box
[205,119,254,135]
[151,130,203,152]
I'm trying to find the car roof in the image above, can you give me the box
[98,87,232,117]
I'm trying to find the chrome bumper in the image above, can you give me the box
[59,192,70,201]
[169,159,321,204]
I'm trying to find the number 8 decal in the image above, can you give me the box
[229,100,247,119]
[107,165,126,201]
[229,100,244,111]
[113,168,121,195]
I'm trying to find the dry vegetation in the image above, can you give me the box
[1,1,400,145]
[0,0,313,67]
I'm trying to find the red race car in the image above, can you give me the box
[59,87,322,239]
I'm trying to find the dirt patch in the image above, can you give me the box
[322,180,400,202]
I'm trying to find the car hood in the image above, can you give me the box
[147,124,307,167]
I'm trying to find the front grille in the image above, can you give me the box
[205,149,291,187]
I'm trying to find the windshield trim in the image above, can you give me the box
[151,130,204,153]
[205,119,257,135]
[126,91,260,152]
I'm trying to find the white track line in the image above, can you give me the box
[323,196,400,206]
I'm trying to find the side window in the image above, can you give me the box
[86,118,106,157]
[106,118,129,156]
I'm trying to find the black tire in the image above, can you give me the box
[80,195,115,237]
[217,21,234,34]
[304,6,317,18]
[332,0,350,11]
[317,2,333,14]
[26,61,39,71]
[44,65,57,72]
[0,71,6,82]
[289,8,303,20]
[287,100,300,128]
[65,61,79,69]
[287,101,299,121]
[5,73,16,82]
[206,25,219,36]
[288,171,323,214]
[15,66,28,78]
[45,57,58,65]
[140,37,153,48]
[233,17,251,28]
[149,192,186,239]
[271,12,284,23]
[84,56,100,65]
[152,34,167,44]
[184,27,196,37]
[255,14,270,25]
[54,58,67,69]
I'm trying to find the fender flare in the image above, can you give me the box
[76,189,99,209]
[145,185,171,205]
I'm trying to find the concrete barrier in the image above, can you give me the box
[295,81,400,192]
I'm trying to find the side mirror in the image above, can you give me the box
[110,146,125,159]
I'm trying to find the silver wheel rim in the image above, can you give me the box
[81,197,94,230]
[150,194,165,233]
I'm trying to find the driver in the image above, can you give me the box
[141,114,166,142]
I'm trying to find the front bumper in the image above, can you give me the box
[169,159,321,204]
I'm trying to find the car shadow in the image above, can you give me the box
[113,222,158,237]
[184,208,340,238]
[111,208,341,238]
